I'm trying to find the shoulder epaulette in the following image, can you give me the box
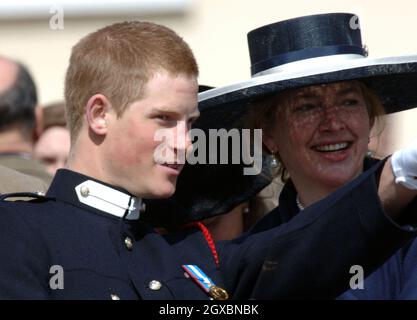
[0,192,52,203]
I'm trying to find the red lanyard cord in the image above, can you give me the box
[189,221,220,268]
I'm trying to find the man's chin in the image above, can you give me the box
[144,183,177,199]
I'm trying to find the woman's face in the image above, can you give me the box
[266,81,372,191]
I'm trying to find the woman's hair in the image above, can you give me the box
[244,81,386,182]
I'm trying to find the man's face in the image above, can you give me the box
[34,126,70,175]
[104,72,199,198]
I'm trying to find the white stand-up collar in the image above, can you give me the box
[75,180,144,220]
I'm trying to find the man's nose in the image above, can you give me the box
[173,120,192,151]
[170,121,193,166]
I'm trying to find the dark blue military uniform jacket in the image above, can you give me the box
[0,164,415,299]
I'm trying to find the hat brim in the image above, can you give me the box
[198,55,417,130]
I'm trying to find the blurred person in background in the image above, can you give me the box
[34,101,70,175]
[0,56,52,184]
[0,164,47,194]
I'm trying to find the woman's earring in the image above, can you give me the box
[270,153,279,169]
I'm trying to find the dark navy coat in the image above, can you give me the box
[0,164,415,300]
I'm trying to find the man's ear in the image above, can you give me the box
[33,105,44,141]
[85,94,112,136]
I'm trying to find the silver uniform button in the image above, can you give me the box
[124,236,133,250]
[149,280,162,291]
[110,294,120,300]
[80,185,90,197]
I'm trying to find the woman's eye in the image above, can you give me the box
[294,103,317,113]
[342,99,359,107]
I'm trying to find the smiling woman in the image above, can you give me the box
[250,80,384,206]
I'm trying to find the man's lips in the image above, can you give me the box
[159,163,184,174]
[162,163,182,169]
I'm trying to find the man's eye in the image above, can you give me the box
[157,115,170,121]
[41,157,57,165]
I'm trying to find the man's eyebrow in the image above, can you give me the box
[152,107,200,119]
[152,106,174,113]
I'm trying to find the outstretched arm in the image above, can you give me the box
[379,140,417,218]
[246,143,417,299]
[219,154,417,299]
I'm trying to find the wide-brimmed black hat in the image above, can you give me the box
[143,13,417,227]
[198,12,417,131]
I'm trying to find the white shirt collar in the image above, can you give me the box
[74,180,144,220]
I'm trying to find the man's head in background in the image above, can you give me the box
[0,56,42,153]
[34,101,70,175]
